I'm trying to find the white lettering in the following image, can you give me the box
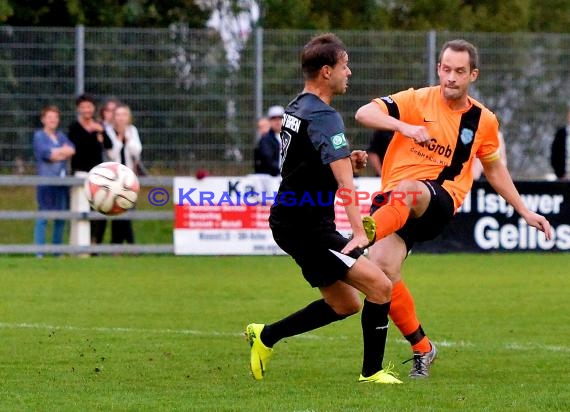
[474,217,570,250]
[283,113,301,133]
[474,216,499,249]
[520,194,564,214]
[499,223,518,249]
[556,225,570,249]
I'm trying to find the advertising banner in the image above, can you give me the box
[173,175,377,255]
[173,176,569,255]
[416,181,570,252]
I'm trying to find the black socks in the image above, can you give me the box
[260,299,347,348]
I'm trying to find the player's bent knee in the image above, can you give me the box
[367,277,392,303]
[394,179,427,204]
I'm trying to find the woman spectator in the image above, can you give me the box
[106,103,142,244]
[33,105,75,256]
[68,93,113,245]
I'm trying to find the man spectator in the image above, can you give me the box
[254,105,284,176]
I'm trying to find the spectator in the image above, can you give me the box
[256,116,271,139]
[33,105,75,256]
[106,103,142,244]
[254,105,284,176]
[367,130,394,176]
[550,108,570,180]
[100,97,121,139]
[68,93,113,245]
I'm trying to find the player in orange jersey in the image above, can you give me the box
[355,39,552,378]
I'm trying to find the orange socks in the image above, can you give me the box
[389,280,431,353]
[371,203,410,241]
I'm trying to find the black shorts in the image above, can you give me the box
[271,226,363,288]
[369,180,455,251]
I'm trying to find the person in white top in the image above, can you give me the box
[106,103,143,244]
[100,98,121,138]
[107,104,143,173]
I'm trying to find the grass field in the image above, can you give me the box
[1,254,568,411]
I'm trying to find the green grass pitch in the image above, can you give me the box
[0,254,568,411]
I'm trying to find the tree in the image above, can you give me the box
[1,0,569,33]
[0,0,209,27]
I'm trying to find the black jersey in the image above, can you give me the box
[269,93,351,229]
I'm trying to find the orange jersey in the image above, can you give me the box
[374,86,500,211]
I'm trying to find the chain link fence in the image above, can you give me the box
[1,27,569,178]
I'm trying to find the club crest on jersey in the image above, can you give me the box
[330,133,348,150]
[460,128,474,145]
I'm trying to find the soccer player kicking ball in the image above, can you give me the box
[355,39,552,378]
[245,33,401,384]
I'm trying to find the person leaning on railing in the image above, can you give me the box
[68,93,113,245]
[32,105,75,257]
[105,103,143,245]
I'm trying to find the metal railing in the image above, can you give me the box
[0,175,174,255]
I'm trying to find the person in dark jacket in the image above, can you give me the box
[550,108,570,180]
[254,105,284,176]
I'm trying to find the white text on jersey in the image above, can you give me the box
[282,113,301,133]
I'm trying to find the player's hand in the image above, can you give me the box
[342,231,369,254]
[350,150,368,171]
[521,211,553,240]
[399,124,430,145]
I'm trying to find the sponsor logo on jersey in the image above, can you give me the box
[426,138,453,158]
[460,128,474,145]
[330,133,348,149]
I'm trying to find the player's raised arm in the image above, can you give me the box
[355,101,398,130]
[355,101,430,145]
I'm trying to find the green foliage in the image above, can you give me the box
[2,0,208,27]
[260,0,570,32]
[0,0,13,23]
[0,254,568,410]
[2,0,570,32]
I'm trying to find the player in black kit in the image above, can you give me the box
[245,33,401,384]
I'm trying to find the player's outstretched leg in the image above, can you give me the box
[245,299,349,380]
[245,323,273,380]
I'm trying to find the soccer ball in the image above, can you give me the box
[84,162,140,215]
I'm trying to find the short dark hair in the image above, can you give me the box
[439,39,479,71]
[301,33,347,80]
[75,93,97,107]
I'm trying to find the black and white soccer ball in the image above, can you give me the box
[84,162,140,215]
